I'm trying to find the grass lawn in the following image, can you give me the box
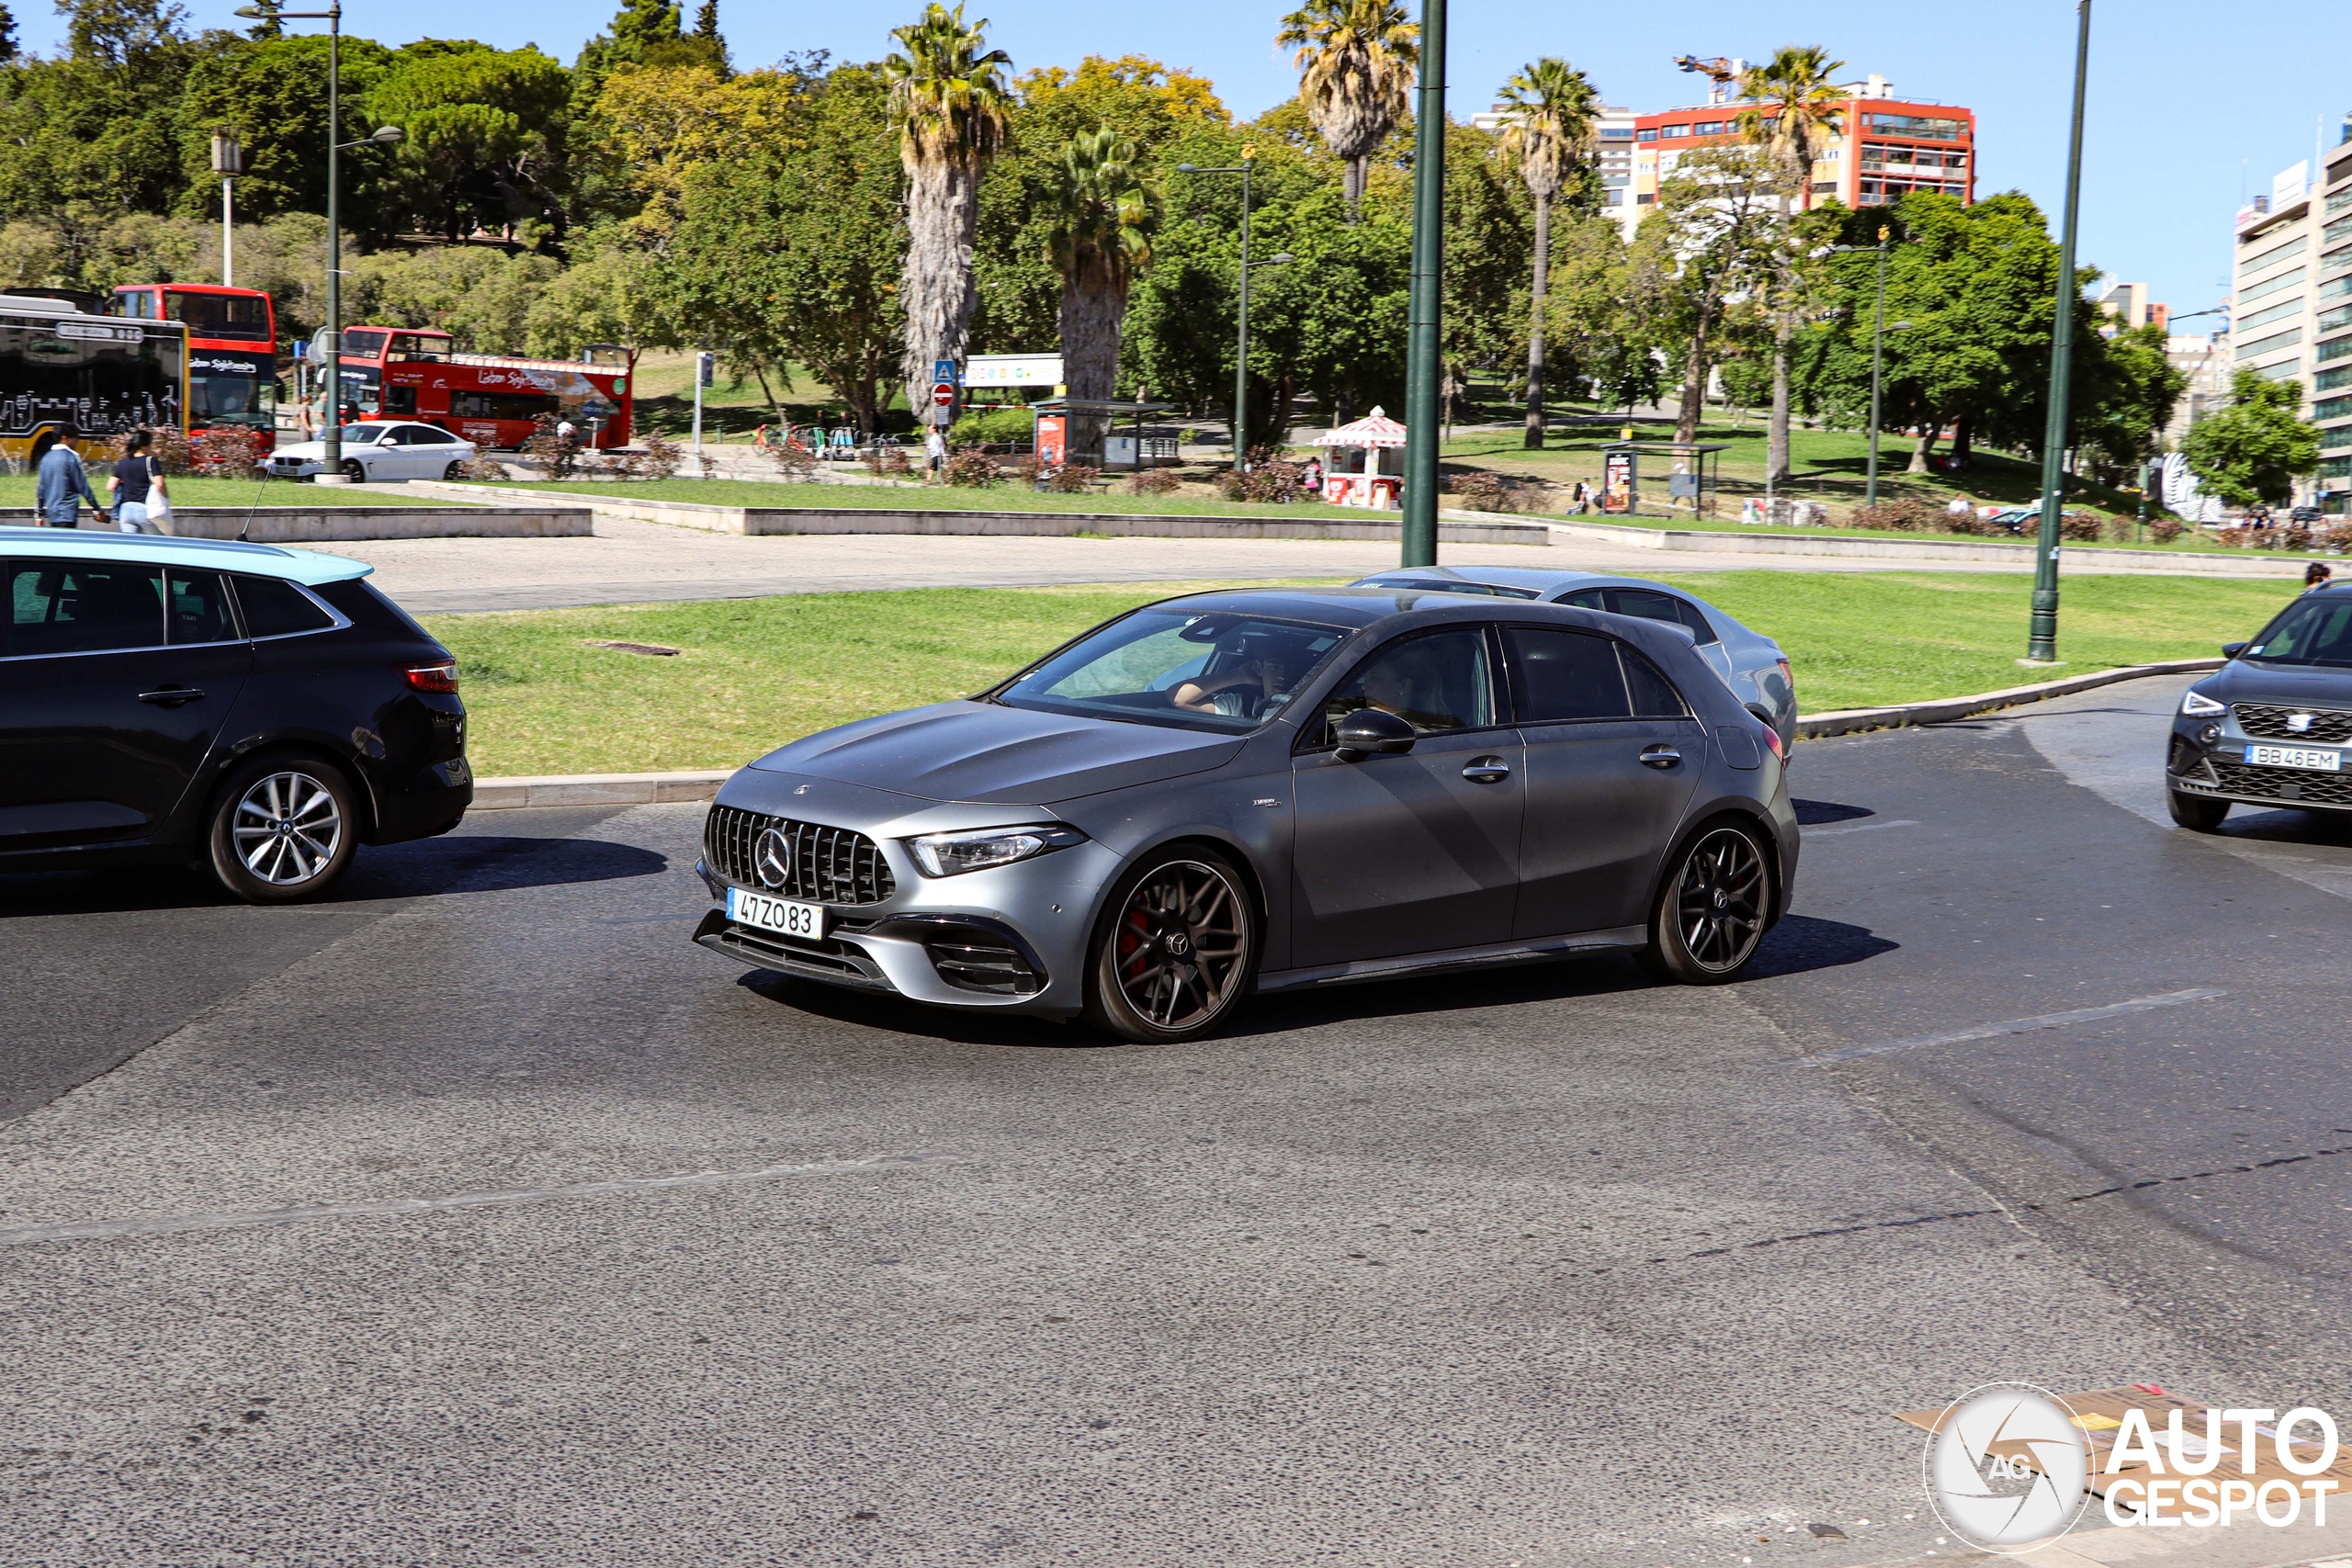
[1555,507,2317,560]
[460,477,1415,523]
[0,474,453,511]
[424,572,2292,776]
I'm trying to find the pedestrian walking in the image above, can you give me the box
[107,430,170,534]
[32,423,107,528]
[924,424,947,480]
[1301,457,1324,496]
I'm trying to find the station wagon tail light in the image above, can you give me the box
[403,660,459,694]
[908,824,1087,877]
[1762,725,1786,761]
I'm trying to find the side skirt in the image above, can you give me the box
[1253,926,1648,994]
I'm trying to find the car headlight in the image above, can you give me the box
[2181,689,2226,716]
[907,824,1088,877]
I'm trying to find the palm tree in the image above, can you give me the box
[1737,45,1846,490]
[1494,57,1599,449]
[1045,127,1160,461]
[1275,0,1419,220]
[883,4,1012,412]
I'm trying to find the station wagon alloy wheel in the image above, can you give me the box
[1090,852,1256,1042]
[234,772,345,885]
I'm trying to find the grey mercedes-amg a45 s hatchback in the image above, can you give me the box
[693,586,1800,1043]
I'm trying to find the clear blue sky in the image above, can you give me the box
[36,0,2349,323]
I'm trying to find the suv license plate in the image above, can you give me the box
[2245,744,2342,773]
[727,886,827,939]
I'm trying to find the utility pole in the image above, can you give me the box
[694,350,714,463]
[1399,0,1446,568]
[1865,227,1889,508]
[2027,0,2093,663]
[1235,148,1254,472]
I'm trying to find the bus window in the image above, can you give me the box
[387,333,450,361]
[0,319,183,440]
[340,329,390,359]
[189,368,275,429]
[164,290,271,341]
[113,289,160,320]
[383,384,418,415]
[451,389,560,422]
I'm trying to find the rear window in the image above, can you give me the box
[311,577,436,643]
[1506,627,1631,721]
[235,574,337,638]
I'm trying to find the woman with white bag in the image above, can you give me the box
[107,430,172,534]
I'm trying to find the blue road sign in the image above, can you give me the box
[933,357,956,384]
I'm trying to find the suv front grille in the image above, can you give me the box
[2233,703,2352,743]
[705,806,897,905]
[2203,760,2352,807]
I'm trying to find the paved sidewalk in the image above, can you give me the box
[352,515,2043,615]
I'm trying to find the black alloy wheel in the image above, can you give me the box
[2166,789,2230,832]
[1086,849,1257,1043]
[1642,822,1770,984]
[443,459,467,480]
[341,457,367,482]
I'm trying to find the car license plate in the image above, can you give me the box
[726,886,827,939]
[2245,744,2342,773]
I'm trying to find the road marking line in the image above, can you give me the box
[1804,988,2229,1065]
[1802,818,1920,838]
[0,1152,958,1247]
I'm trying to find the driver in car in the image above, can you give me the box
[1173,650,1294,718]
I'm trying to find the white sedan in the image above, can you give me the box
[266,422,478,483]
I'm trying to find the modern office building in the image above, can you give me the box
[2098,282,2170,334]
[1469,103,1640,238]
[1626,73,1976,231]
[2232,125,2352,513]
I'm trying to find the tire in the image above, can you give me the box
[1639,820,1771,985]
[342,458,366,482]
[2167,788,2230,832]
[1083,846,1259,1043]
[206,755,359,904]
[443,460,466,480]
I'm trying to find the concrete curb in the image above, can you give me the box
[469,771,732,811]
[162,504,594,544]
[1796,659,2226,740]
[412,480,1553,547]
[1533,517,2327,578]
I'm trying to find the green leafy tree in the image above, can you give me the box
[368,43,574,243]
[1441,114,1531,431]
[1736,45,1845,486]
[2182,368,2321,508]
[884,3,1012,405]
[0,0,198,224]
[1044,126,1159,425]
[1633,143,1780,444]
[1493,56,1597,446]
[177,33,396,225]
[1274,0,1416,220]
[2075,321,2187,485]
[658,62,906,434]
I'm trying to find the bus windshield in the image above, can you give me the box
[189,368,275,429]
[165,290,271,342]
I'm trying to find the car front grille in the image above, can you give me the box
[2233,703,2352,743]
[704,805,897,905]
[2199,759,2352,807]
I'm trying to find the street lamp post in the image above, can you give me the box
[1864,227,1891,509]
[1177,151,1281,472]
[233,3,400,484]
[2028,0,2095,663]
[1399,0,1446,568]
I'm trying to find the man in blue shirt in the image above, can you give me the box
[34,423,107,528]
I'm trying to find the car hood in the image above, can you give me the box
[269,441,335,460]
[749,700,1247,804]
[2203,661,2352,705]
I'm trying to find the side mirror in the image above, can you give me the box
[1333,707,1417,761]
[2222,642,2247,659]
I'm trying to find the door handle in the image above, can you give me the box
[138,687,206,706]
[1461,756,1512,784]
[1639,744,1681,770]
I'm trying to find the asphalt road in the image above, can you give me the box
[3,678,2347,1568]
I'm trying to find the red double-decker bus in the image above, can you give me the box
[325,327,635,451]
[111,282,278,453]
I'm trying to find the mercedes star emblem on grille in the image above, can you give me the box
[754,827,794,889]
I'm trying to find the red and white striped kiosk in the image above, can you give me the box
[1313,406,1408,509]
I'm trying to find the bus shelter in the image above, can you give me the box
[1313,407,1408,508]
[1598,441,1729,519]
[1027,397,1175,472]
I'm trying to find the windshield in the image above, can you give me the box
[2245,595,2352,668]
[994,608,1351,733]
[189,370,274,429]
